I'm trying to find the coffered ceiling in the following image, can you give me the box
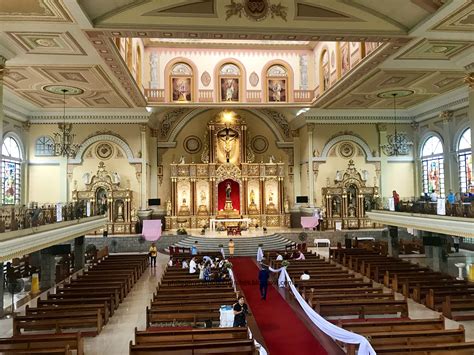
[0,0,472,120]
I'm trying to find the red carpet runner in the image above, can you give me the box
[231,257,327,355]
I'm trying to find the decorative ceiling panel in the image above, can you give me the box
[6,31,86,55]
[0,0,72,22]
[395,39,472,60]
[430,1,474,32]
[3,65,132,108]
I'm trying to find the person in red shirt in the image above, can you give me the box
[392,190,400,211]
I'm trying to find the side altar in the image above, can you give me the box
[165,111,289,230]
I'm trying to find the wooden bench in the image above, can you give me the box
[0,333,83,355]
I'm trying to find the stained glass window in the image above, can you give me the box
[421,136,445,197]
[35,136,54,156]
[2,136,22,205]
[458,128,472,193]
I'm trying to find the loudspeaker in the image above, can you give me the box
[103,231,108,238]
[148,198,161,206]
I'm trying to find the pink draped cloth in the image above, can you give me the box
[142,220,162,241]
[301,216,319,229]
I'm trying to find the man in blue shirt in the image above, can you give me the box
[258,265,270,300]
[191,241,199,255]
[447,190,456,204]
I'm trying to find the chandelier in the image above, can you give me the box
[380,92,413,156]
[49,89,80,157]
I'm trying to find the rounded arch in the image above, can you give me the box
[261,59,294,102]
[167,108,286,144]
[454,126,471,152]
[214,58,247,103]
[69,134,140,165]
[164,57,198,103]
[2,131,25,161]
[419,131,445,157]
[318,134,379,162]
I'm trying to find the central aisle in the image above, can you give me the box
[231,257,327,355]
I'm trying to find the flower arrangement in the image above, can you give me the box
[177,228,188,235]
[281,260,290,267]
[224,262,233,269]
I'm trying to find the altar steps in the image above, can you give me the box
[170,234,291,257]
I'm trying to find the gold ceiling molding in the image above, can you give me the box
[430,1,474,32]
[0,0,72,22]
[3,65,132,109]
[6,31,86,56]
[395,38,473,60]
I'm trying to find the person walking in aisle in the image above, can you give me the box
[258,264,270,300]
[149,242,157,268]
[191,241,199,255]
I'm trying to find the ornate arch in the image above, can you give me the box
[163,57,198,103]
[69,133,140,164]
[214,58,247,102]
[261,59,294,102]
[2,131,25,161]
[315,134,380,162]
[165,108,288,146]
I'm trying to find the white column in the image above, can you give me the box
[140,124,148,210]
[150,129,158,199]
[464,68,474,178]
[377,124,389,197]
[440,111,454,194]
[307,123,315,207]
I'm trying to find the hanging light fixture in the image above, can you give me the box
[379,91,413,157]
[49,88,81,157]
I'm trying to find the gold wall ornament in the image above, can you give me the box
[225,0,287,21]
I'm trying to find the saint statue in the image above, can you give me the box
[225,79,235,101]
[225,183,232,200]
[200,190,206,205]
[271,81,282,101]
[217,127,238,163]
[250,189,256,204]
[166,200,172,216]
[268,191,274,203]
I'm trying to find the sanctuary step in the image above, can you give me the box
[170,234,291,256]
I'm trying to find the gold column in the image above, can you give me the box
[209,178,215,215]
[342,193,347,217]
[190,180,195,215]
[278,178,284,214]
[242,178,248,215]
[241,125,247,163]
[358,194,364,217]
[172,178,177,216]
[209,125,215,163]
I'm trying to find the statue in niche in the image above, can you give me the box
[96,187,108,215]
[284,198,290,213]
[226,183,232,200]
[268,155,275,164]
[335,170,343,182]
[347,184,357,205]
[250,189,256,204]
[116,201,124,222]
[82,172,91,185]
[361,170,369,181]
[179,155,185,164]
[332,197,341,216]
[268,191,274,203]
[348,205,356,217]
[200,190,206,205]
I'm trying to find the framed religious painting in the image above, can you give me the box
[220,77,239,102]
[268,79,286,102]
[171,77,192,102]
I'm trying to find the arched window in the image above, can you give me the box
[2,136,23,205]
[320,49,330,93]
[457,128,472,193]
[266,64,287,102]
[35,136,54,156]
[170,62,193,102]
[421,135,445,197]
[219,63,240,102]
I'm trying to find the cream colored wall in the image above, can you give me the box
[29,165,60,203]
[144,47,311,91]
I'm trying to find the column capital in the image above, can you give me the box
[376,123,387,132]
[290,129,299,138]
[464,72,474,89]
[307,123,315,132]
[439,110,453,124]
[139,123,148,133]
[410,121,420,130]
[0,55,6,79]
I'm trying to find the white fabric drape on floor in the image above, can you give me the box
[269,266,376,355]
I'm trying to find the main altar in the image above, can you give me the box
[165,111,289,230]
[322,160,382,230]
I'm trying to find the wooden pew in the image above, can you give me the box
[0,333,83,355]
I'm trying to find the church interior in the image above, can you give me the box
[0,0,473,354]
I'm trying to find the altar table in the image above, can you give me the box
[210,218,251,232]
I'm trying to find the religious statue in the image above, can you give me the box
[82,172,91,185]
[225,183,232,200]
[361,170,369,181]
[116,201,124,222]
[218,127,238,163]
[179,155,185,164]
[225,79,235,101]
[200,190,206,204]
[250,189,256,204]
[335,170,342,181]
[166,200,172,216]
[268,155,275,164]
[112,172,121,184]
[268,191,274,203]
[284,198,290,213]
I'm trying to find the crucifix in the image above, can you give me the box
[217,127,238,163]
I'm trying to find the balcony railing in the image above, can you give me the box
[377,200,474,218]
[294,90,313,103]
[198,90,213,102]
[144,88,165,102]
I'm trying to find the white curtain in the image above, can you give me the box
[257,247,264,262]
[269,267,376,355]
